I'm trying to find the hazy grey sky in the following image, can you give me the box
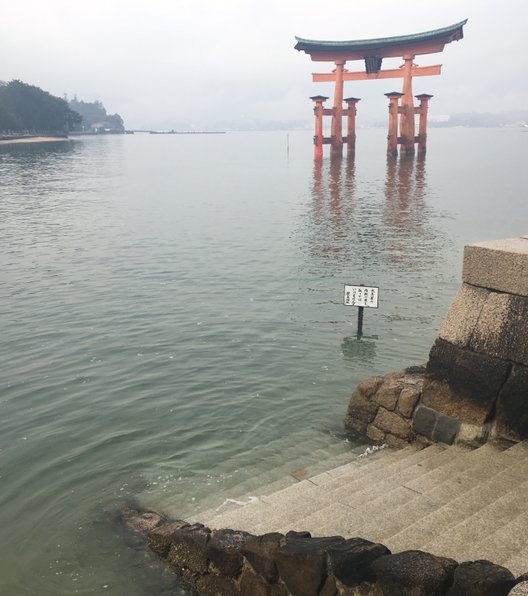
[2,1,527,128]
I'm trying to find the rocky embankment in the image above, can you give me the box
[344,366,425,448]
[347,237,528,448]
[123,506,526,596]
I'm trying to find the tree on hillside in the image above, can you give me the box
[0,80,81,134]
[68,97,124,132]
[0,102,20,132]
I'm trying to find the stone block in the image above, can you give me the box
[432,413,460,445]
[326,537,390,587]
[355,376,384,398]
[347,389,379,425]
[121,507,163,536]
[382,370,406,382]
[207,529,254,577]
[422,339,510,425]
[275,536,344,596]
[285,530,312,539]
[318,575,338,596]
[384,434,410,449]
[370,550,458,596]
[373,379,401,411]
[239,568,282,596]
[344,415,368,436]
[404,365,427,376]
[456,423,488,447]
[467,293,528,366]
[412,405,437,439]
[397,386,421,418]
[242,533,284,582]
[438,283,489,348]
[373,408,411,439]
[366,424,386,443]
[148,520,189,558]
[495,364,528,441]
[446,560,515,596]
[463,237,528,297]
[167,525,211,574]
[195,575,240,596]
[239,569,268,596]
[468,291,511,354]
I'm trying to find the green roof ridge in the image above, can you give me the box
[295,19,467,51]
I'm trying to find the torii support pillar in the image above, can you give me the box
[385,92,403,155]
[310,95,328,159]
[344,97,360,155]
[415,94,433,155]
[331,60,345,155]
[400,55,416,154]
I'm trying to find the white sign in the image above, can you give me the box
[344,285,379,308]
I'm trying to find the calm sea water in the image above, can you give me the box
[1,128,527,594]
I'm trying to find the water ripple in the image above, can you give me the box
[1,130,526,594]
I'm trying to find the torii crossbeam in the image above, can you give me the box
[295,20,467,157]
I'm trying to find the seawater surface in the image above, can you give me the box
[1,129,527,594]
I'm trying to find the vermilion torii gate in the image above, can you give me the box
[295,20,467,158]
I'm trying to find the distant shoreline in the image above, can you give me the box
[0,135,71,146]
[147,130,226,135]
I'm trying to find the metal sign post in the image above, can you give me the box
[357,303,364,337]
[344,284,379,338]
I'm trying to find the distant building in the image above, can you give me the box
[69,97,125,134]
[89,121,123,134]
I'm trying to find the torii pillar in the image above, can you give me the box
[400,55,416,154]
[385,92,403,155]
[310,95,329,159]
[345,97,360,155]
[415,93,433,154]
[331,60,346,155]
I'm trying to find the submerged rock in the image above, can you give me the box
[121,506,164,536]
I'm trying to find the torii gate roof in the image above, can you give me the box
[295,20,467,61]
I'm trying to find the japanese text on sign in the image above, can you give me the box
[344,285,379,308]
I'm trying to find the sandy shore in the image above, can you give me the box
[0,136,71,145]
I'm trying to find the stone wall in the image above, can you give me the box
[123,506,521,596]
[345,367,424,448]
[346,237,528,446]
[420,237,528,443]
[344,366,484,448]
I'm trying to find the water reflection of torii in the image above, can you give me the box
[311,156,356,237]
[383,153,429,268]
[309,155,364,264]
[384,154,427,226]
[309,153,429,269]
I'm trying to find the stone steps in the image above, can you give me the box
[195,444,448,532]
[190,440,528,576]
[185,439,372,524]
[151,427,377,517]
[381,444,528,551]
[279,445,463,536]
[192,444,410,528]
[421,478,528,568]
[381,464,526,552]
